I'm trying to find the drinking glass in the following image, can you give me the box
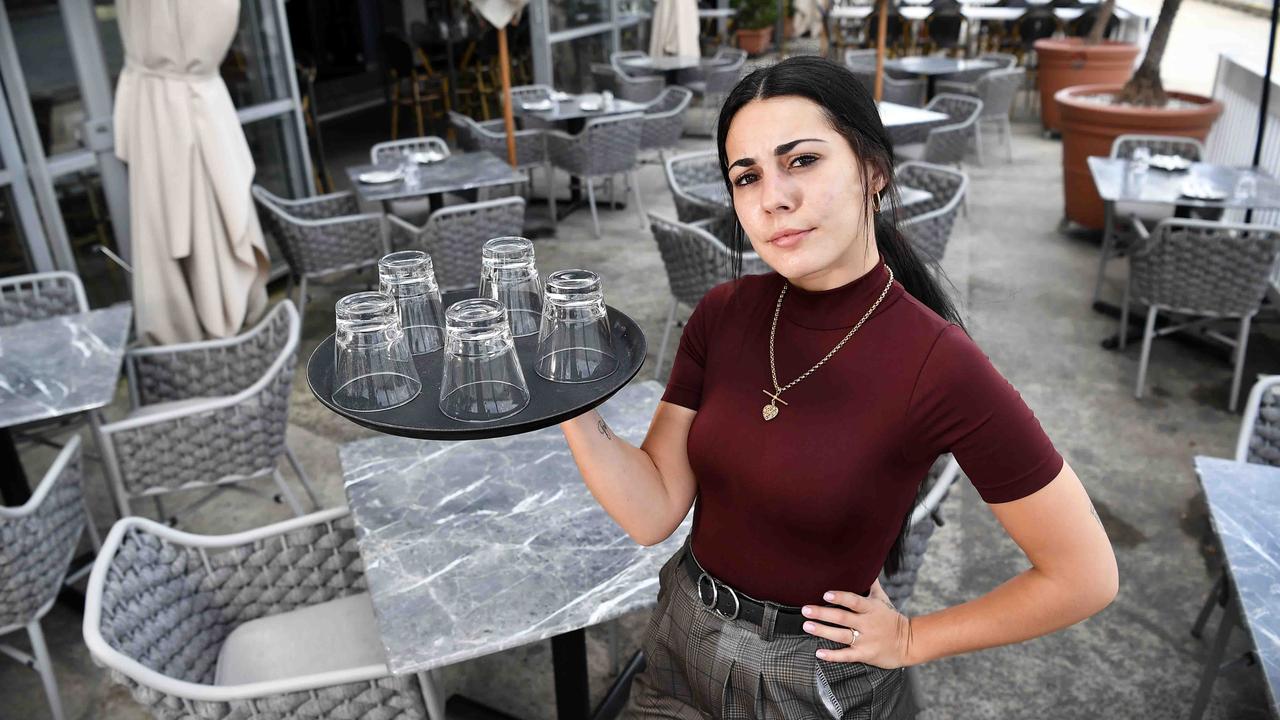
[379,250,445,354]
[332,292,421,412]
[1131,146,1151,175]
[400,149,421,189]
[439,298,530,422]
[1235,173,1258,201]
[479,236,542,337]
[536,269,617,383]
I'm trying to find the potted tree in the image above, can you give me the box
[1053,0,1223,229]
[1033,0,1140,133]
[735,0,778,55]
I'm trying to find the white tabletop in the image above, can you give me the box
[830,4,1085,19]
[879,101,950,127]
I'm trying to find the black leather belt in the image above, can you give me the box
[680,550,823,636]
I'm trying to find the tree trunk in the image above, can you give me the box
[1084,0,1115,46]
[1118,0,1183,106]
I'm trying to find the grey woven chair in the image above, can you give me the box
[897,162,969,264]
[935,52,1018,85]
[684,53,745,135]
[386,196,526,290]
[1236,375,1280,465]
[640,86,694,164]
[1120,218,1280,411]
[610,50,651,75]
[252,185,388,322]
[1091,134,1207,306]
[664,149,731,225]
[547,113,646,238]
[936,68,1025,164]
[590,63,665,103]
[1,436,89,720]
[846,63,928,108]
[448,110,546,194]
[99,300,319,524]
[648,213,768,380]
[0,271,88,327]
[367,137,454,224]
[83,508,446,720]
[896,94,984,168]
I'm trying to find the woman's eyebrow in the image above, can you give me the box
[728,138,828,170]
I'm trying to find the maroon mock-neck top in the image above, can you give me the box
[661,259,1063,607]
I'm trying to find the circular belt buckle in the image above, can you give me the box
[697,572,718,610]
[716,585,741,621]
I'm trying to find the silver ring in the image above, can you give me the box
[849,628,861,647]
[697,573,718,610]
[716,585,741,621]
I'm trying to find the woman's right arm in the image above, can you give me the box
[559,400,698,546]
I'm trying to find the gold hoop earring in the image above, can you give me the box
[872,192,882,213]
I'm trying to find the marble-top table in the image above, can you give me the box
[620,55,706,73]
[1088,157,1280,211]
[340,380,685,718]
[512,95,649,125]
[346,151,527,205]
[1191,457,1280,718]
[0,304,132,504]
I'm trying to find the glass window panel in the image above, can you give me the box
[53,171,128,307]
[550,33,611,94]
[0,185,35,277]
[549,0,612,33]
[12,2,85,155]
[242,113,307,277]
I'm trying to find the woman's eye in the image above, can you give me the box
[790,154,818,168]
[733,172,758,187]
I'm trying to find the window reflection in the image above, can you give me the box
[551,33,610,93]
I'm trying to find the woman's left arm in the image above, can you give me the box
[802,460,1118,667]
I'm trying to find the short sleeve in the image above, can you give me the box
[661,283,730,411]
[904,325,1064,504]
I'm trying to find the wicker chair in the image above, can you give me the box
[1,436,89,720]
[683,52,745,135]
[1090,134,1207,306]
[367,136,453,224]
[895,95,983,201]
[386,196,526,290]
[610,50,651,75]
[99,300,319,524]
[1236,375,1280,466]
[448,111,546,193]
[252,186,387,322]
[590,63,665,103]
[936,67,1026,164]
[83,508,445,720]
[1120,218,1280,411]
[847,65,928,108]
[640,86,693,164]
[648,213,768,380]
[547,113,646,238]
[0,272,97,453]
[664,150,731,225]
[897,162,969,264]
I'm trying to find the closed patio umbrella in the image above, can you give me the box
[469,0,529,167]
[114,0,269,345]
[649,0,700,58]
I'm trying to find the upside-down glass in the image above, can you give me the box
[439,298,530,422]
[479,236,542,337]
[332,292,422,412]
[379,250,445,354]
[536,269,617,383]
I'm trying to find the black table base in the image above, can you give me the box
[443,630,646,720]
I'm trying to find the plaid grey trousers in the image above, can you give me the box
[625,543,916,720]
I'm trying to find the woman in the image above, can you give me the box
[559,56,1117,719]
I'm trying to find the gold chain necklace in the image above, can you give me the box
[762,265,894,421]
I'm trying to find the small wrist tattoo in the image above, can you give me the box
[595,413,614,441]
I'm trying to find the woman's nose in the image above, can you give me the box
[759,170,799,214]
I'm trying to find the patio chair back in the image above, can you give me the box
[1237,375,1280,467]
[1111,134,1205,162]
[549,113,643,178]
[252,185,385,279]
[641,86,693,153]
[664,150,730,224]
[0,271,88,327]
[921,93,983,165]
[1130,219,1280,317]
[387,196,526,290]
[897,161,969,262]
[370,136,450,164]
[975,67,1026,119]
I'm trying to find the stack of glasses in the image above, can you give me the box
[330,237,618,422]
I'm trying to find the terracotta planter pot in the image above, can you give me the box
[1034,38,1140,133]
[736,27,774,55]
[1055,84,1224,230]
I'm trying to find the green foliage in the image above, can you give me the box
[734,0,779,30]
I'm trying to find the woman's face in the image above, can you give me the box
[724,95,884,288]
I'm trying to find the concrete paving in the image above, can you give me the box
[4,44,1277,720]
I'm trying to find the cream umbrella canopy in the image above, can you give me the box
[649,0,700,58]
[114,0,269,345]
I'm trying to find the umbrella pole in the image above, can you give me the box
[498,26,518,167]
[874,0,887,102]
[1252,0,1277,168]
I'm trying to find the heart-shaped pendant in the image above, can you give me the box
[762,404,779,421]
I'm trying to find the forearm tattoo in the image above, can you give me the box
[595,412,614,441]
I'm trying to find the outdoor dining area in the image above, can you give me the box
[2,0,1280,716]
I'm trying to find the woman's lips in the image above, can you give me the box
[770,228,811,249]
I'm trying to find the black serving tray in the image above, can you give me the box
[306,288,646,441]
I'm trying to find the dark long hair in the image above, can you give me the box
[715,55,964,579]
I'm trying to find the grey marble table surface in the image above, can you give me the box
[620,55,707,72]
[1088,157,1280,210]
[878,101,949,129]
[513,95,648,124]
[686,181,932,212]
[0,304,132,429]
[339,380,688,675]
[346,151,527,203]
[1193,456,1280,715]
[883,57,996,77]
